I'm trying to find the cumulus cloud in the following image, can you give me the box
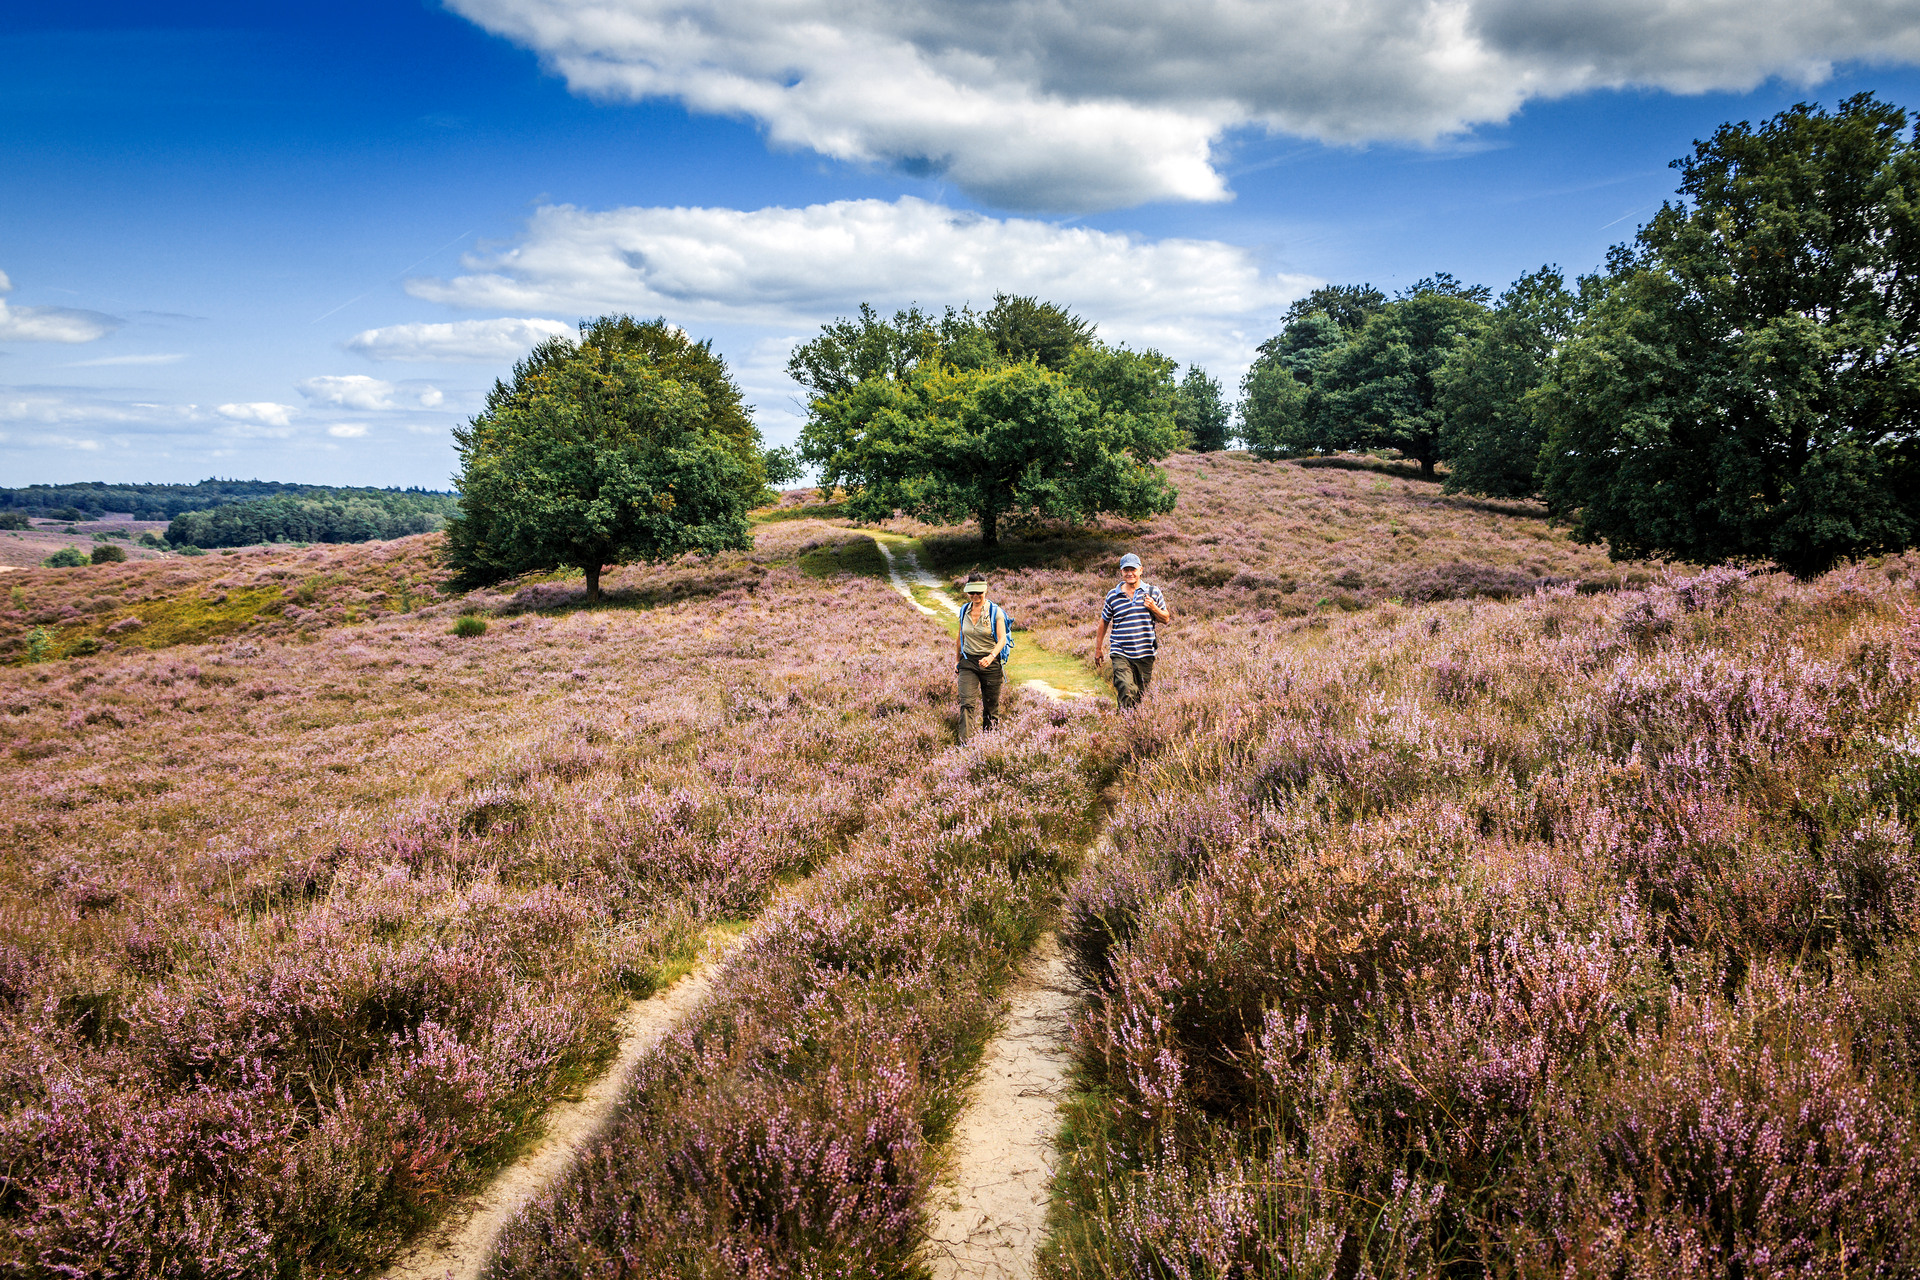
[446,0,1920,211]
[344,316,577,362]
[217,402,297,429]
[410,196,1310,330]
[297,374,399,411]
[296,374,446,411]
[0,269,121,343]
[409,195,1316,411]
[328,423,369,438]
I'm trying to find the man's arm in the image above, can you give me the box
[1143,586,1172,624]
[1092,614,1110,667]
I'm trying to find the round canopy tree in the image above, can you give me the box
[444,319,759,601]
[1540,95,1920,575]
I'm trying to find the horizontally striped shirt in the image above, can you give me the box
[1102,582,1166,659]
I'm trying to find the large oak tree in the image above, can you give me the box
[444,317,759,601]
[1540,95,1920,574]
[795,302,1179,546]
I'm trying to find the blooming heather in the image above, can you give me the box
[1047,556,1920,1277]
[0,520,972,1273]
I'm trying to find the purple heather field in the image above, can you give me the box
[0,456,1916,1277]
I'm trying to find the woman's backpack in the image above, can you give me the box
[959,601,1016,663]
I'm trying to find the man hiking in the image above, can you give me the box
[1093,552,1171,710]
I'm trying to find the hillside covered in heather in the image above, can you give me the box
[0,451,1914,1277]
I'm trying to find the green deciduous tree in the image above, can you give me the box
[1238,311,1348,459]
[1317,284,1491,476]
[1435,266,1576,498]
[1175,365,1231,451]
[797,304,1179,546]
[1280,284,1387,334]
[978,293,1096,371]
[445,318,759,602]
[1539,95,1920,575]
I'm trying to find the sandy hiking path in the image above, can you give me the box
[923,932,1077,1280]
[868,534,1100,704]
[382,955,726,1280]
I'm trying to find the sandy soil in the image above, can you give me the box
[922,933,1077,1280]
[382,956,726,1280]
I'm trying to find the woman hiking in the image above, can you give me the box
[955,573,1012,743]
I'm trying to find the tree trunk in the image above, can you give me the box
[980,508,998,548]
[584,563,601,603]
[1419,455,1436,479]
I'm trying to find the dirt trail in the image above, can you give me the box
[922,933,1078,1279]
[382,957,725,1280]
[868,534,1096,704]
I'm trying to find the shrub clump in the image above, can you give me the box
[452,614,488,637]
[41,546,85,568]
[90,544,127,565]
[1046,556,1920,1278]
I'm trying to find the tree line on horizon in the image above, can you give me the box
[429,94,1920,594]
[1235,93,1920,577]
[0,478,453,524]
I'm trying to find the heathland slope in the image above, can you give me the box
[0,452,1914,1277]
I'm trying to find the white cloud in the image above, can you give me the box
[64,353,187,367]
[295,374,446,412]
[344,316,576,362]
[446,0,1920,211]
[409,195,1315,420]
[0,269,121,344]
[0,387,201,430]
[217,401,297,428]
[411,196,1310,331]
[296,374,400,411]
[327,423,370,438]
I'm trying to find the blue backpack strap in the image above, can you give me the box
[989,601,1013,662]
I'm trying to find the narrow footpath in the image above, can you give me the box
[867,532,1103,702]
[922,934,1078,1280]
[381,955,728,1280]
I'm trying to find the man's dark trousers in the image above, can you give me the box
[1111,654,1154,709]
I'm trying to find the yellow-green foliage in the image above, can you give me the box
[0,537,449,665]
[52,586,285,657]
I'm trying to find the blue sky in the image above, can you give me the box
[7,0,1920,489]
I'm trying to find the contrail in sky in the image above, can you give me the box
[311,230,475,324]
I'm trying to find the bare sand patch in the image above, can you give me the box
[382,956,726,1280]
[923,933,1076,1280]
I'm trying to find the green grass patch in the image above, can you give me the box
[52,586,285,658]
[752,499,850,524]
[797,534,888,579]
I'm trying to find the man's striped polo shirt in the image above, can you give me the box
[1102,582,1165,659]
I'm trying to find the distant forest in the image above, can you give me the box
[164,492,457,548]
[0,480,458,549]
[0,479,453,522]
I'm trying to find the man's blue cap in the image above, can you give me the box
[1119,553,1142,570]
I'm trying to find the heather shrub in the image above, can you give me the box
[1046,558,1920,1278]
[0,520,970,1270]
[490,702,1113,1278]
[452,613,487,637]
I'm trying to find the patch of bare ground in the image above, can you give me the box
[923,932,1077,1280]
[382,953,729,1280]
